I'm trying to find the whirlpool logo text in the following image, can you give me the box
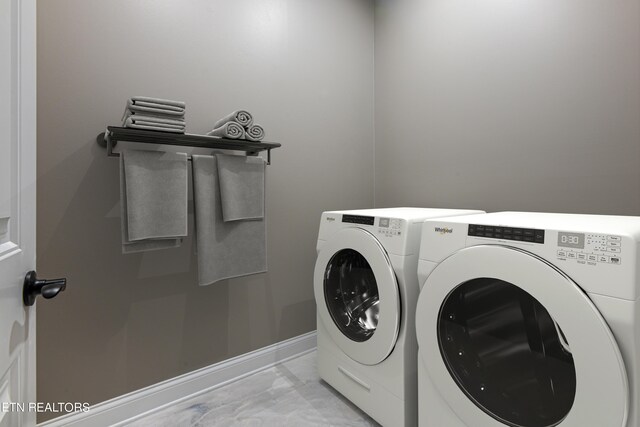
[435,227,453,234]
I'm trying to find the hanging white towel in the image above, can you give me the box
[192,155,267,285]
[120,149,188,253]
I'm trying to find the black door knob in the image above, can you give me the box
[23,271,67,306]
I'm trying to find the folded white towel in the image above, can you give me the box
[123,113,185,127]
[214,110,253,129]
[130,96,186,109]
[207,121,245,139]
[245,124,265,142]
[127,120,184,130]
[122,97,186,122]
[124,102,185,118]
[123,115,186,133]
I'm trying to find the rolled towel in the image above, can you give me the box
[213,110,253,129]
[245,124,265,142]
[123,114,186,133]
[207,121,245,139]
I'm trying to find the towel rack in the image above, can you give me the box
[97,126,282,165]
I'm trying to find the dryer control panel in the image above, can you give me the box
[377,217,402,237]
[466,224,623,266]
[468,224,545,243]
[556,232,622,265]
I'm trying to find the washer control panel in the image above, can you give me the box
[377,217,402,237]
[556,232,622,265]
[339,214,403,238]
[342,214,375,226]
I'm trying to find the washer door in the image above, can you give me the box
[314,227,400,365]
[416,245,628,427]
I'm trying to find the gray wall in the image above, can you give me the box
[37,0,640,420]
[36,0,373,420]
[375,0,640,215]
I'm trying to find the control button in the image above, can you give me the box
[587,254,597,262]
[494,227,503,234]
[484,232,494,238]
[567,252,577,259]
[607,241,621,248]
[476,225,485,232]
[598,255,610,263]
[608,236,621,241]
[557,250,567,258]
[513,228,523,236]
[523,229,535,237]
[608,247,620,253]
[502,228,513,235]
[523,236,534,242]
[610,257,621,265]
[577,253,587,260]
[513,235,523,240]
[485,226,494,233]
[534,232,545,243]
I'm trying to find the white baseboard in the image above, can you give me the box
[39,331,317,427]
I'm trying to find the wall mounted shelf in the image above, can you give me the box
[97,126,282,164]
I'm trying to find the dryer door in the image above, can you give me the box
[416,245,628,427]
[314,227,400,365]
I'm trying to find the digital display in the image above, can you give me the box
[557,232,585,249]
[379,218,390,228]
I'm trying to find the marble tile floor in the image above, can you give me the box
[125,351,380,427]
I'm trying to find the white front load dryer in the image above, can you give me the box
[415,211,640,427]
[314,207,484,427]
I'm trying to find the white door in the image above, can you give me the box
[416,245,628,427]
[0,0,37,426]
[314,227,400,365]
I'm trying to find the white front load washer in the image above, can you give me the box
[314,207,484,426]
[415,211,639,427]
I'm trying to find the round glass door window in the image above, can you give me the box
[324,249,380,342]
[438,278,576,427]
